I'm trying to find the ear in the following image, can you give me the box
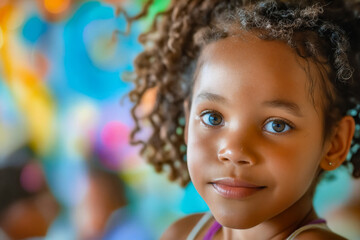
[320,115,355,171]
[183,99,190,145]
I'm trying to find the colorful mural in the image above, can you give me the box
[0,1,187,239]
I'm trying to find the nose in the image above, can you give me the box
[217,128,257,166]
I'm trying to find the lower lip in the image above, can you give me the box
[211,183,265,199]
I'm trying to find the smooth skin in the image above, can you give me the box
[162,33,354,240]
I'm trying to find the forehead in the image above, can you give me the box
[193,35,324,111]
[198,34,305,81]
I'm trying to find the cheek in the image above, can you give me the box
[186,122,218,182]
[266,137,323,190]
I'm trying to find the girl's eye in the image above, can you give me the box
[200,112,223,126]
[264,119,292,133]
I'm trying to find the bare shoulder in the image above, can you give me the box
[160,213,205,240]
[295,228,347,240]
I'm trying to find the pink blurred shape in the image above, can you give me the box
[100,121,129,151]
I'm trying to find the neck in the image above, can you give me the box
[220,192,318,240]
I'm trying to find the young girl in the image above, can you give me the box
[128,0,360,239]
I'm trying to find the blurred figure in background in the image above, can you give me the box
[325,178,360,240]
[73,163,126,240]
[0,146,59,240]
[73,162,153,240]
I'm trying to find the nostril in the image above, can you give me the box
[217,149,231,162]
[218,156,230,162]
[237,160,251,165]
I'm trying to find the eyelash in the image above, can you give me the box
[199,110,295,133]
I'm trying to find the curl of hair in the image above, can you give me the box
[129,0,360,185]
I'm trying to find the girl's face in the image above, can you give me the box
[186,34,331,229]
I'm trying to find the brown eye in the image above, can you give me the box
[201,112,223,126]
[264,119,291,133]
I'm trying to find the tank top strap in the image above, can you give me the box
[186,212,213,240]
[286,223,329,240]
[203,221,222,240]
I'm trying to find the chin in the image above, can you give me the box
[211,209,261,229]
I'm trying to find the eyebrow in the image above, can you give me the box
[262,99,303,117]
[195,92,229,105]
[195,93,303,117]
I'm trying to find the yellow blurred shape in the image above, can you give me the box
[0,4,56,155]
[11,68,56,155]
[43,0,70,14]
[6,4,23,30]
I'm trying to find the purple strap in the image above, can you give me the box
[202,218,326,240]
[203,221,222,240]
[306,218,326,225]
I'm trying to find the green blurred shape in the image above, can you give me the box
[135,0,171,28]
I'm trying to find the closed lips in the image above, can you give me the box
[211,178,266,199]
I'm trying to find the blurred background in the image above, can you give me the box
[0,0,359,239]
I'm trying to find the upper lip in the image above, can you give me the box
[211,178,265,188]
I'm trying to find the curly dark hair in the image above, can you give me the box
[128,0,360,186]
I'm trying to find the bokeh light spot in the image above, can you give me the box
[100,121,129,151]
[43,0,70,14]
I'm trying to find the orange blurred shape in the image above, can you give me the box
[43,0,70,14]
[0,26,4,49]
[138,87,157,116]
[37,0,72,22]
[103,0,124,4]
[0,0,9,8]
